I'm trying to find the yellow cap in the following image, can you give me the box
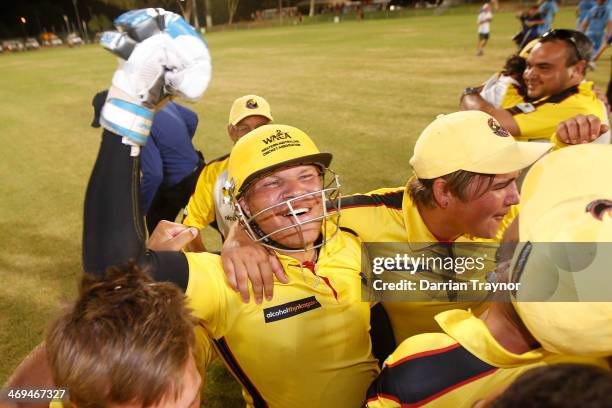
[228,95,273,126]
[227,124,332,196]
[512,144,612,357]
[519,39,539,59]
[409,111,551,179]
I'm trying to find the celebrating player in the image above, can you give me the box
[461,29,610,145]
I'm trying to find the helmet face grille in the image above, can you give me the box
[232,168,342,252]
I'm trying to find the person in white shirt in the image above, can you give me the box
[477,2,493,56]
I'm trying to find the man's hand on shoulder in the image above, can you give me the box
[221,223,287,304]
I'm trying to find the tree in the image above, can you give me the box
[88,13,112,33]
[228,0,240,24]
[309,0,315,17]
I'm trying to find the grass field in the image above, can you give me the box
[0,5,610,406]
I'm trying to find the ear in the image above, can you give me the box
[239,196,252,217]
[432,178,452,209]
[571,60,587,78]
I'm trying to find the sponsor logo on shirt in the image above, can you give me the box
[263,296,321,323]
[516,102,536,114]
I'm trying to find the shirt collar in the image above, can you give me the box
[435,309,549,367]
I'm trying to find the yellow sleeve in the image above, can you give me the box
[515,82,606,141]
[339,187,405,240]
[183,158,228,230]
[184,252,242,338]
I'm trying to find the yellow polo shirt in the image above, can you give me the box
[500,82,525,109]
[183,154,229,234]
[184,227,379,408]
[502,81,607,142]
[365,309,609,408]
[339,187,516,342]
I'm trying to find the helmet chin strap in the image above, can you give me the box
[247,218,322,253]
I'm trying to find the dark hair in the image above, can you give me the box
[502,55,527,77]
[489,364,612,407]
[46,263,197,408]
[408,170,496,208]
[539,29,593,65]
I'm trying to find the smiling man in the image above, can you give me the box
[460,29,609,144]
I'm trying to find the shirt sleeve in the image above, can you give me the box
[173,103,199,139]
[184,252,242,338]
[139,136,163,214]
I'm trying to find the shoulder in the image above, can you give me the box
[340,187,405,211]
[184,252,224,275]
[200,154,230,179]
[368,334,496,407]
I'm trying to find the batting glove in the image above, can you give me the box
[99,8,211,146]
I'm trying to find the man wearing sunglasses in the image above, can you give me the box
[461,29,610,145]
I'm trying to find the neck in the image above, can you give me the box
[479,303,539,354]
[417,204,462,242]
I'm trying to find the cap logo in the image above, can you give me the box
[262,129,292,145]
[586,199,612,221]
[246,99,259,109]
[488,118,511,137]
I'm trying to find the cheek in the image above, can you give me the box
[468,194,504,219]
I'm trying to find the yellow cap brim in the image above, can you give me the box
[239,152,333,195]
[231,111,273,126]
[462,141,552,175]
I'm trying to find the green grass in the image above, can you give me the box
[0,6,609,406]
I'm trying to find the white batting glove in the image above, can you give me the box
[99,8,211,146]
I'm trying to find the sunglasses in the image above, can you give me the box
[540,29,588,62]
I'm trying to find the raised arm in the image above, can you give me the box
[83,8,210,280]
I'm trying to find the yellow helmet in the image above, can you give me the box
[227,124,332,197]
[225,124,340,252]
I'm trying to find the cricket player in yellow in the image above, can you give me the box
[365,144,612,408]
[183,94,273,250]
[461,29,610,145]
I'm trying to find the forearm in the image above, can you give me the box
[460,94,521,136]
